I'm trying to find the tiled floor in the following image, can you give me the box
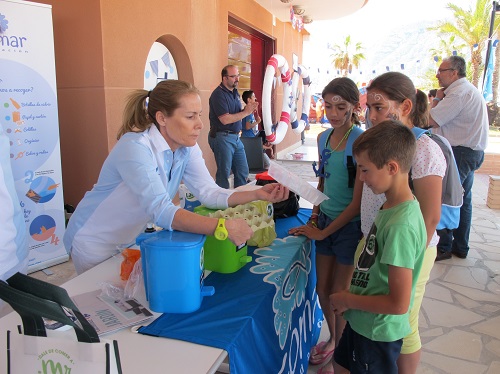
[22,125,500,373]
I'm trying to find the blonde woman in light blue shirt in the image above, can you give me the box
[64,80,289,274]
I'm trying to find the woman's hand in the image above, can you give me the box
[256,183,289,203]
[225,218,253,247]
[288,224,326,240]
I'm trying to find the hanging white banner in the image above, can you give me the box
[0,0,68,272]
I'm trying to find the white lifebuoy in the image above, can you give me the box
[290,65,311,134]
[262,54,292,144]
[289,68,301,126]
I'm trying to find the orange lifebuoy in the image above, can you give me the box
[262,54,292,144]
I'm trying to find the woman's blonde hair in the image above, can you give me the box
[117,80,200,139]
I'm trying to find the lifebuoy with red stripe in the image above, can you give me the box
[290,65,311,134]
[262,54,292,144]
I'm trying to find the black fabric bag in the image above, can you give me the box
[255,178,300,218]
[0,272,123,374]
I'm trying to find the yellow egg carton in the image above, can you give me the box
[195,201,276,247]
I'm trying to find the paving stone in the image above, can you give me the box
[486,281,500,295]
[428,263,447,281]
[474,226,500,235]
[443,266,489,290]
[482,252,500,261]
[485,339,500,357]
[484,260,500,274]
[475,303,500,315]
[439,282,499,303]
[422,298,484,328]
[454,294,481,309]
[420,351,488,374]
[473,219,498,229]
[420,327,443,338]
[486,362,500,374]
[472,316,500,340]
[424,283,453,303]
[424,329,482,361]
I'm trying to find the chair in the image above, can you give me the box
[240,136,267,173]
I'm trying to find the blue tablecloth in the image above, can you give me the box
[139,208,323,374]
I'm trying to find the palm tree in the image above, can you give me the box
[418,67,440,92]
[430,0,492,88]
[329,35,365,77]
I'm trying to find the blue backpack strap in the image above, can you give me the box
[411,127,430,140]
[312,128,333,177]
[318,128,333,156]
[345,125,364,188]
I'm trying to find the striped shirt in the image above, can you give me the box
[430,78,488,151]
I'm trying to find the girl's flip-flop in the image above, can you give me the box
[309,341,335,366]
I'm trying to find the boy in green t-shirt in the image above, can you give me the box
[330,120,427,374]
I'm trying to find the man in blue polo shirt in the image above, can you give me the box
[208,65,258,188]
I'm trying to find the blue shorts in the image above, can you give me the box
[315,213,361,265]
[334,323,402,374]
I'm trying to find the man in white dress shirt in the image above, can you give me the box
[429,56,489,261]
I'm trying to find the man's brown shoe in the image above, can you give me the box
[435,250,452,261]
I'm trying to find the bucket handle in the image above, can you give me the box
[240,256,252,264]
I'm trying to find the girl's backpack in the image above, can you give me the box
[411,127,463,230]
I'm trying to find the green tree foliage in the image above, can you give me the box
[429,35,467,63]
[429,0,494,88]
[329,35,365,77]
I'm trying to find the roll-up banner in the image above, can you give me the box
[0,0,68,272]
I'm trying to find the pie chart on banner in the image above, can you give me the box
[29,215,56,242]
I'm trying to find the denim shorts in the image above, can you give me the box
[315,212,361,265]
[334,322,403,374]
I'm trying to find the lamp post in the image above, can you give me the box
[482,1,500,92]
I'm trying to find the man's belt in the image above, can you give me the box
[210,129,239,138]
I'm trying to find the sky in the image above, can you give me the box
[304,0,476,45]
[302,0,478,90]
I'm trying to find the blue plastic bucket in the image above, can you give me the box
[136,230,214,313]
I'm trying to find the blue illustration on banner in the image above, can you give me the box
[0,59,58,181]
[26,176,59,203]
[0,12,28,49]
[28,209,61,252]
[0,13,9,33]
[29,214,56,242]
[250,236,312,349]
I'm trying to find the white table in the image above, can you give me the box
[0,255,227,374]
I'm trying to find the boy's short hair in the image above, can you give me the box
[242,90,254,104]
[353,120,416,172]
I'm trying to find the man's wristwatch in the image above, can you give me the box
[433,97,442,102]
[214,218,228,240]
